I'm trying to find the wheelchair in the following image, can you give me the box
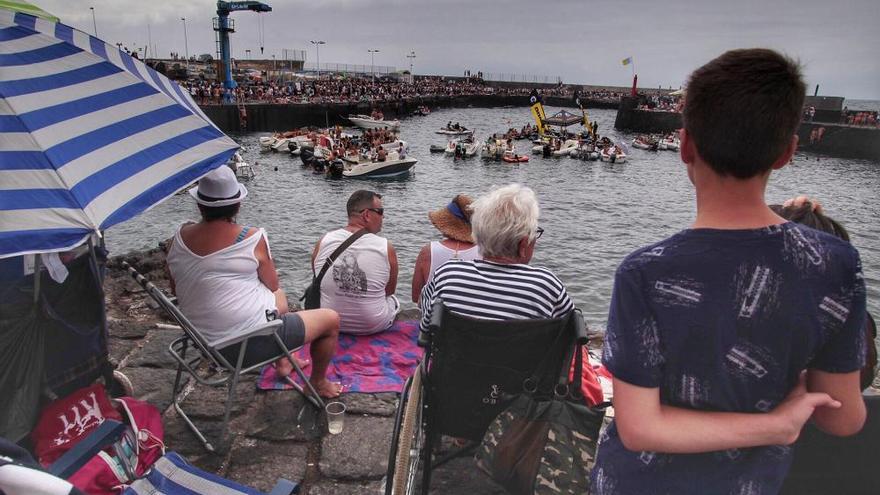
[385,300,588,495]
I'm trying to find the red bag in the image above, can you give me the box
[31,384,164,494]
[32,383,123,465]
[68,397,165,494]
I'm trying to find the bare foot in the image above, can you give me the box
[274,356,310,379]
[310,379,344,399]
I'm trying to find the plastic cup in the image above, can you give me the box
[326,401,346,434]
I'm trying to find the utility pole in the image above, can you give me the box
[406,50,416,74]
[368,49,379,80]
[310,40,325,78]
[180,17,189,74]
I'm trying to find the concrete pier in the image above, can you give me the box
[613,97,880,161]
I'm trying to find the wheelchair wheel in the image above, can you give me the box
[391,363,425,495]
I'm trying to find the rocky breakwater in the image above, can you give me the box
[105,245,506,494]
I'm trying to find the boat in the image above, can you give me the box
[429,145,446,153]
[348,114,401,130]
[287,135,314,155]
[502,151,529,163]
[445,138,480,158]
[659,135,680,151]
[435,126,473,136]
[259,135,277,150]
[342,156,417,178]
[228,152,255,179]
[600,146,628,163]
[552,139,580,157]
[632,135,659,151]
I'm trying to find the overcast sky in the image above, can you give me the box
[37,0,880,99]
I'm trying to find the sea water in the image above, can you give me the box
[108,106,880,330]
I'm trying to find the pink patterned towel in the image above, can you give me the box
[257,320,423,393]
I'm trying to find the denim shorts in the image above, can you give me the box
[218,312,306,367]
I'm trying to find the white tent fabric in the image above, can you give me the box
[0,9,238,259]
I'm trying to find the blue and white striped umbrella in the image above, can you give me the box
[0,10,239,259]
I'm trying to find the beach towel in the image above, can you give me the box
[257,320,422,393]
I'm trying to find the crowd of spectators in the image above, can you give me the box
[183,76,629,106]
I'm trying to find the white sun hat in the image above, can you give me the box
[188,166,248,207]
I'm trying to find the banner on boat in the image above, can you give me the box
[529,89,547,136]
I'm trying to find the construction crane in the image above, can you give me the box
[214,1,271,104]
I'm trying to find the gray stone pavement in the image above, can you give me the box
[105,250,506,494]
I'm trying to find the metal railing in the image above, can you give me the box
[302,62,397,75]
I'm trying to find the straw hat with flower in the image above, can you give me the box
[428,194,475,243]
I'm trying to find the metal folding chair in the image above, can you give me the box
[122,261,324,452]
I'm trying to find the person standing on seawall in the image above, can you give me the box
[592,49,867,495]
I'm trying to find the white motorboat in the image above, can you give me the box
[229,152,254,179]
[659,136,680,151]
[342,155,417,178]
[631,136,659,150]
[348,114,400,130]
[259,135,277,150]
[445,138,480,157]
[287,135,314,155]
[552,139,580,157]
[435,127,473,136]
[600,147,628,163]
[271,137,291,152]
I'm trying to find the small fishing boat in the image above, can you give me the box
[445,139,480,157]
[348,114,401,130]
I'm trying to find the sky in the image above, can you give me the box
[35,0,880,99]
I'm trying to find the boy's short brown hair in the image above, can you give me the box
[683,48,805,179]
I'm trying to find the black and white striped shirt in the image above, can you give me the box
[419,259,574,332]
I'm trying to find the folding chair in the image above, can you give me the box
[122,262,324,452]
[385,300,586,495]
[780,394,880,495]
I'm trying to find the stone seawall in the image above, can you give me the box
[199,95,616,133]
[614,97,880,161]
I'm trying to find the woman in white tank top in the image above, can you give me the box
[165,166,343,398]
[412,194,481,303]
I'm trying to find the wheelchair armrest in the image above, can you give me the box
[573,309,588,346]
[211,319,284,351]
[47,420,127,479]
[417,329,430,348]
[428,300,445,335]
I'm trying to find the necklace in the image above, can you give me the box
[452,239,460,259]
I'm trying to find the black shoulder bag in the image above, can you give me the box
[300,229,367,310]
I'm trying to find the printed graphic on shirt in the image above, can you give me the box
[714,448,742,462]
[724,341,775,381]
[735,263,780,320]
[592,466,616,495]
[332,253,368,296]
[636,317,664,367]
[653,277,704,307]
[783,225,826,271]
[734,478,762,495]
[817,288,855,338]
[673,374,710,407]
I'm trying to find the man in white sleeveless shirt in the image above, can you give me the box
[311,190,400,334]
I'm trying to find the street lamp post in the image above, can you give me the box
[89,7,98,37]
[368,49,379,80]
[309,40,325,78]
[180,17,189,75]
[245,49,251,60]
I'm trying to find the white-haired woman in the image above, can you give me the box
[418,183,573,332]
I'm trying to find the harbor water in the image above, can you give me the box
[108,106,880,329]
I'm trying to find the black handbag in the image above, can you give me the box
[300,229,367,310]
[476,330,608,495]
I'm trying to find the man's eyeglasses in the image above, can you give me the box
[535,227,544,240]
[360,207,384,216]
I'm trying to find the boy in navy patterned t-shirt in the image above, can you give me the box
[592,49,867,495]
